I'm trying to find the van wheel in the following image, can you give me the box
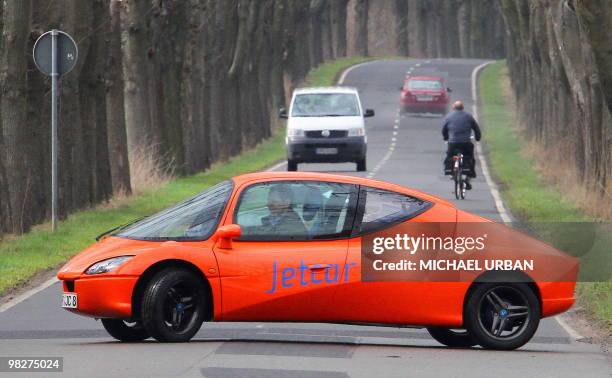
[287,160,298,171]
[464,283,540,350]
[141,269,208,342]
[426,327,477,348]
[101,319,149,342]
[356,159,366,172]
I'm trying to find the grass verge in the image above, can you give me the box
[479,60,611,331]
[0,56,376,296]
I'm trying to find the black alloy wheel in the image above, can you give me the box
[465,283,540,350]
[141,269,208,342]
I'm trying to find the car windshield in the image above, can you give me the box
[114,180,233,241]
[291,93,360,117]
[407,80,442,90]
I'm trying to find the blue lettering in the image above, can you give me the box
[299,260,308,286]
[282,267,296,288]
[266,261,278,294]
[325,264,339,283]
[344,263,357,281]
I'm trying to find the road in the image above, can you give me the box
[0,59,610,377]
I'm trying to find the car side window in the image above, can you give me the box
[235,181,358,241]
[355,187,432,234]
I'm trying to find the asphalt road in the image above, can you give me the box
[0,59,610,377]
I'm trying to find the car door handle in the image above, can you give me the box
[307,264,330,271]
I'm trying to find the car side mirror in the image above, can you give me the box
[364,109,375,118]
[278,108,288,119]
[216,224,242,249]
[398,86,404,91]
[447,87,452,93]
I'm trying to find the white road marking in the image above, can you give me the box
[367,107,401,179]
[415,63,421,67]
[338,61,375,85]
[266,160,287,172]
[470,61,512,224]
[470,60,585,341]
[0,276,58,313]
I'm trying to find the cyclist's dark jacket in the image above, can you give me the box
[442,110,481,178]
[441,110,481,143]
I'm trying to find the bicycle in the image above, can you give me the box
[452,153,468,200]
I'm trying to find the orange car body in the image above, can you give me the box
[57,172,576,327]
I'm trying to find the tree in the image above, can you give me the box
[106,0,131,194]
[0,0,32,233]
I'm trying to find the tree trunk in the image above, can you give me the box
[0,0,32,233]
[330,0,348,57]
[106,0,131,194]
[350,0,368,56]
[121,0,153,157]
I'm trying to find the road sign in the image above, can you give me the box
[33,30,78,232]
[33,30,78,77]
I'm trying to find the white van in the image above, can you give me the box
[279,87,374,172]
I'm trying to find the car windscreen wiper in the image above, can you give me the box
[95,215,147,241]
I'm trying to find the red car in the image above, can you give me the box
[400,76,451,115]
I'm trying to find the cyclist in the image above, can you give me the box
[442,100,481,190]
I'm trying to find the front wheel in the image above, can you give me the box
[141,269,208,342]
[464,283,540,350]
[426,327,477,348]
[356,159,366,172]
[101,319,149,342]
[287,160,298,171]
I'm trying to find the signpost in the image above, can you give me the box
[33,30,78,232]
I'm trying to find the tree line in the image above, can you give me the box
[500,0,611,204]
[0,0,529,237]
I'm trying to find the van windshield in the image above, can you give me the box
[291,93,360,117]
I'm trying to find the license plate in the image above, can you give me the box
[316,147,338,155]
[417,95,433,102]
[61,293,78,308]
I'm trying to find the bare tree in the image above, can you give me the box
[106,0,131,194]
[0,0,32,233]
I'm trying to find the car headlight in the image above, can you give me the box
[85,256,133,275]
[287,129,304,137]
[348,128,365,137]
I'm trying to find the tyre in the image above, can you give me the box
[141,269,208,342]
[287,160,298,171]
[426,327,478,348]
[101,319,149,342]
[464,283,540,350]
[356,159,366,172]
[454,171,460,200]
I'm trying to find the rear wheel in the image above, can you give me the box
[464,283,540,350]
[141,269,208,342]
[426,327,477,348]
[454,170,461,200]
[101,319,149,342]
[287,160,298,171]
[356,159,367,172]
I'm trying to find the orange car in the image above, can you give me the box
[58,172,577,350]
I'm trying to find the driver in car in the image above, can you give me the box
[260,185,309,237]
